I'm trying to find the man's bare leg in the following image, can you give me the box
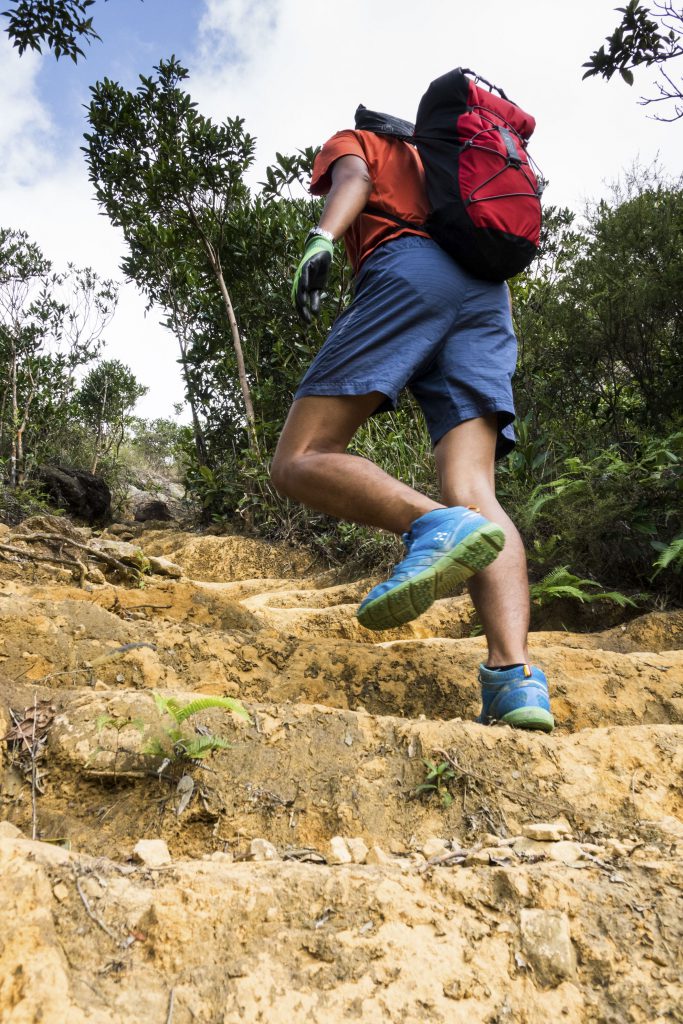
[271,393,443,531]
[434,415,530,668]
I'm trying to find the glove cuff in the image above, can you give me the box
[302,234,334,259]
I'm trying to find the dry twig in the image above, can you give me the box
[30,693,38,840]
[433,748,571,816]
[75,875,120,943]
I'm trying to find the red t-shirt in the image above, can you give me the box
[310,129,431,275]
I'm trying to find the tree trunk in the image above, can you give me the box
[188,210,259,454]
[211,259,259,453]
[91,378,108,474]
[171,311,209,467]
[9,344,18,488]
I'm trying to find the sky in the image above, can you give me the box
[1,0,681,420]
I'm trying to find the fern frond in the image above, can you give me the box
[172,695,250,724]
[530,565,635,609]
[143,738,168,757]
[181,735,232,759]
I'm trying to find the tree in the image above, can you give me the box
[1,0,146,62]
[583,1,683,121]
[512,166,683,447]
[2,0,99,61]
[79,359,147,472]
[0,228,117,485]
[83,57,260,453]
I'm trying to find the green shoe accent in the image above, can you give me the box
[499,706,555,732]
[357,522,505,631]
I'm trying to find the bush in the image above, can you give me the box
[501,430,683,601]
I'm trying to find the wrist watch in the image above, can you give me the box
[306,226,335,244]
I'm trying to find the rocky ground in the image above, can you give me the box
[0,517,682,1023]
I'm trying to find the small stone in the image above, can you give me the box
[0,821,22,839]
[265,906,279,922]
[465,846,513,865]
[346,837,369,864]
[546,841,583,864]
[522,821,572,842]
[79,876,103,901]
[366,845,393,866]
[249,838,279,861]
[53,882,69,902]
[580,843,606,855]
[513,837,549,859]
[465,849,493,865]
[327,837,353,865]
[422,837,449,859]
[94,680,109,691]
[207,851,233,863]
[631,844,662,861]
[605,838,630,858]
[513,837,582,863]
[148,555,182,579]
[520,909,577,987]
[647,816,683,840]
[132,839,171,868]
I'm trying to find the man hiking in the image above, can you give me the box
[271,104,553,733]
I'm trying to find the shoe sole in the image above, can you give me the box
[357,523,505,631]
[497,707,555,732]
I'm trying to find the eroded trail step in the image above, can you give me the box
[2,524,683,1024]
[1,586,681,730]
[29,689,683,859]
[1,832,681,1024]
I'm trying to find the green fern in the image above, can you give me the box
[153,692,250,723]
[651,536,683,577]
[530,566,637,609]
[177,735,232,759]
[147,691,251,769]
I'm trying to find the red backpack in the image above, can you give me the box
[355,68,545,281]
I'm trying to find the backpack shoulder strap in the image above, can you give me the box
[354,104,415,140]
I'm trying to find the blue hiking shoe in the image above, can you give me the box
[478,663,554,732]
[356,506,505,631]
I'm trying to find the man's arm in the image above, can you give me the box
[318,154,372,239]
[292,154,372,322]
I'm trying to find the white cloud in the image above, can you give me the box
[0,37,186,420]
[198,0,280,66]
[0,37,55,188]
[190,0,682,211]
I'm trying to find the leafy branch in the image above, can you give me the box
[583,1,683,120]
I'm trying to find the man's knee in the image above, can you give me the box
[269,450,295,499]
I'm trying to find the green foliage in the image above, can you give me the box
[0,228,117,487]
[652,535,683,575]
[529,566,637,609]
[152,692,250,726]
[146,692,251,767]
[2,0,100,61]
[513,168,683,445]
[501,430,682,599]
[84,57,261,461]
[78,359,147,473]
[583,1,683,120]
[415,759,456,809]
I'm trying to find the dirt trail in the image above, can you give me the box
[0,522,682,1023]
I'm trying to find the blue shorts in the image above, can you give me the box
[295,235,517,458]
